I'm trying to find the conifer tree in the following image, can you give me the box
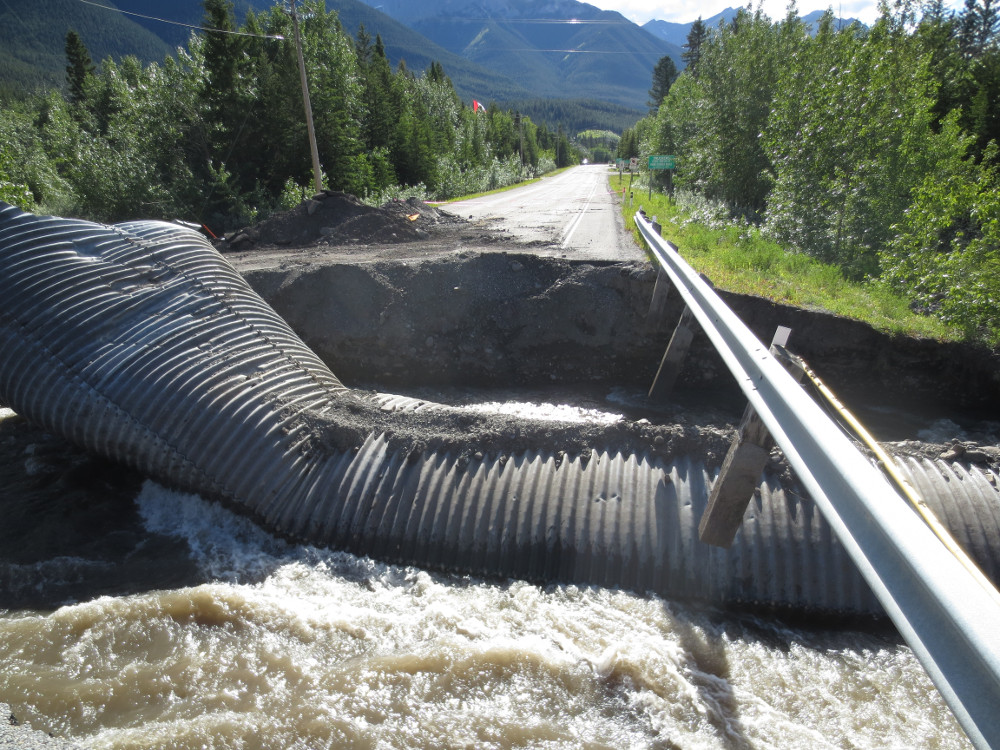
[358,30,398,156]
[959,0,998,57]
[64,30,94,107]
[682,18,708,77]
[200,0,248,158]
[356,23,372,67]
[202,0,244,104]
[648,55,678,112]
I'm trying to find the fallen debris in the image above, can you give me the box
[218,193,464,251]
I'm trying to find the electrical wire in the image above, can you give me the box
[452,17,633,24]
[76,0,286,40]
[503,49,657,54]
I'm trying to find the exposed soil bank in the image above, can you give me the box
[234,250,1000,423]
[220,193,1000,422]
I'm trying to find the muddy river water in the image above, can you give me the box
[0,398,975,750]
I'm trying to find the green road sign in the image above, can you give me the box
[648,155,675,170]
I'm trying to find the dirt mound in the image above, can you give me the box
[219,192,462,251]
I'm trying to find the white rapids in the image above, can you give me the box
[0,481,970,750]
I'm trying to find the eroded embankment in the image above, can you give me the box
[237,250,1000,420]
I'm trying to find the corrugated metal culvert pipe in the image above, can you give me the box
[1,202,998,617]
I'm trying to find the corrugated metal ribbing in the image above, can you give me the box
[0,207,344,515]
[895,457,1000,584]
[3,203,998,617]
[274,435,883,614]
[370,393,436,412]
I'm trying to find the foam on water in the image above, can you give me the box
[134,481,292,582]
[456,399,625,425]
[0,482,971,749]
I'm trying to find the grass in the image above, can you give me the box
[612,176,959,342]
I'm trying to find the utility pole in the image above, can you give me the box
[288,0,323,194]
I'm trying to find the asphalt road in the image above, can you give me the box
[447,164,645,262]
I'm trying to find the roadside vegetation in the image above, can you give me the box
[434,167,577,203]
[618,1,1000,348]
[0,0,581,231]
[615,177,957,341]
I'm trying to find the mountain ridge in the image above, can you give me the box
[643,6,864,47]
[353,0,682,109]
[642,7,741,48]
[110,0,682,108]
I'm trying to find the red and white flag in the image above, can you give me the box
[472,100,485,112]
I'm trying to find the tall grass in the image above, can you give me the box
[615,177,957,341]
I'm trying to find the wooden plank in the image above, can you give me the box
[698,328,805,547]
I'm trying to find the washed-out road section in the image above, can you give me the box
[447,164,643,261]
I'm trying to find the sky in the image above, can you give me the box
[586,0,958,25]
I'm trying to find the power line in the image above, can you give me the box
[458,17,633,24]
[502,49,660,54]
[76,0,286,40]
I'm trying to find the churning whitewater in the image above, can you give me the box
[0,479,969,749]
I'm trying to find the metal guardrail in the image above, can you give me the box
[635,212,1000,750]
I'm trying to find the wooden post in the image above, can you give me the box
[648,306,695,400]
[646,269,671,330]
[290,0,324,194]
[698,327,805,547]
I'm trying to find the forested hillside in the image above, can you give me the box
[620,2,1000,346]
[0,0,171,95]
[0,0,581,231]
[510,98,642,138]
[110,0,537,104]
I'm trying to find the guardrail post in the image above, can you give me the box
[644,219,668,327]
[648,306,695,399]
[699,326,805,547]
[645,268,672,329]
